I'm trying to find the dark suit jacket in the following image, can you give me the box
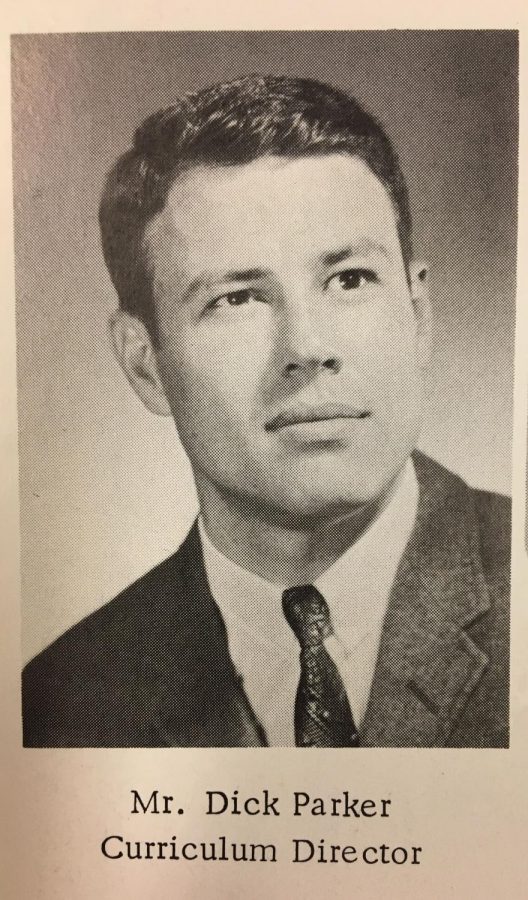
[22,452,510,748]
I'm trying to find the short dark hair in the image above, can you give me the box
[99,75,413,342]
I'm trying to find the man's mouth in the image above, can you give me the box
[265,402,371,433]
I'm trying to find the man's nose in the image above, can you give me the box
[277,298,343,378]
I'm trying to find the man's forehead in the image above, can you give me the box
[146,154,401,275]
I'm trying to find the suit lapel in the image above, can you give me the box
[144,524,266,747]
[141,455,490,748]
[361,453,491,747]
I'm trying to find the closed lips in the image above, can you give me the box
[265,403,371,432]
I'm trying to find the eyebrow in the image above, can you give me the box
[320,240,390,267]
[182,268,270,304]
[181,239,390,303]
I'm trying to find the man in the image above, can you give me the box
[22,75,510,748]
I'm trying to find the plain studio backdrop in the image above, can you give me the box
[12,31,518,661]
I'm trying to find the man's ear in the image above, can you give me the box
[109,310,172,416]
[408,260,432,367]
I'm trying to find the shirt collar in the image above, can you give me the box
[198,459,418,654]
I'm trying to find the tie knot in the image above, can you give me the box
[282,585,333,648]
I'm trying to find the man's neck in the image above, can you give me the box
[195,470,405,586]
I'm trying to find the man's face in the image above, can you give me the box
[144,154,429,527]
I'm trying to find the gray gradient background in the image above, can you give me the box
[13,31,518,661]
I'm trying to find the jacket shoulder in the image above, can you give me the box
[25,542,189,672]
[471,486,511,566]
[413,454,511,747]
[469,485,511,639]
[22,531,196,747]
[413,452,511,570]
[413,452,510,639]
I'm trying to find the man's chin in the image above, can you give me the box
[197,450,409,532]
[255,459,408,530]
[253,484,385,531]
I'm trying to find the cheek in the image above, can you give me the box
[158,329,266,426]
[345,301,421,390]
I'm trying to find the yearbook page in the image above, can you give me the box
[2,8,527,898]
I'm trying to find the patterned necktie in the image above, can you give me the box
[282,584,360,747]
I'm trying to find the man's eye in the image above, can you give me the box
[327,268,378,292]
[210,289,256,310]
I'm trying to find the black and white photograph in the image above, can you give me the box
[14,31,517,749]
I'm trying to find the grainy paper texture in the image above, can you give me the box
[2,5,528,898]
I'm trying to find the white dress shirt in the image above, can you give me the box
[198,461,418,746]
